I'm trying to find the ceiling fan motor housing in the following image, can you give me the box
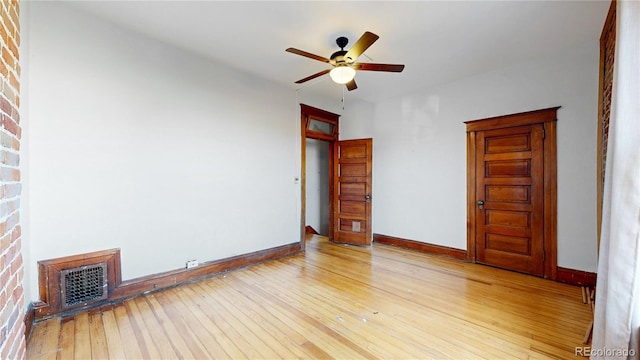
[332,36,350,64]
[330,50,348,64]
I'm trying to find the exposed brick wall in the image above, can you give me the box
[0,0,24,359]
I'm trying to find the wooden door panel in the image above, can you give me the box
[485,234,530,255]
[340,163,367,177]
[340,201,365,214]
[334,139,372,246]
[483,225,531,238]
[339,218,368,230]
[340,183,366,196]
[475,124,544,276]
[339,182,367,202]
[485,133,531,153]
[483,178,534,186]
[483,203,533,213]
[485,160,532,177]
[485,210,530,228]
[341,144,368,158]
[485,185,531,202]
[482,251,533,273]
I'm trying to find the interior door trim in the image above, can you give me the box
[597,0,616,253]
[465,107,559,279]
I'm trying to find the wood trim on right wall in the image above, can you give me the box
[597,0,616,252]
[557,267,597,287]
[373,234,466,260]
[373,233,593,287]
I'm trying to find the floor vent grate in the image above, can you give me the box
[60,263,108,309]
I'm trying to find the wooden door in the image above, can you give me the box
[333,139,372,246]
[475,124,545,276]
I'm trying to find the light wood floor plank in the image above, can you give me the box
[27,316,60,360]
[243,260,488,359]
[55,319,74,360]
[183,282,259,358]
[145,294,203,359]
[101,310,126,359]
[267,255,501,358]
[307,240,590,347]
[112,304,143,360]
[228,270,377,359]
[27,235,592,359]
[236,265,421,358]
[192,281,282,359]
[88,313,109,359]
[174,285,246,359]
[305,238,586,359]
[154,290,219,359]
[133,296,179,359]
[25,315,47,359]
[72,312,91,360]
[123,298,161,359]
[209,277,310,359]
[217,274,336,359]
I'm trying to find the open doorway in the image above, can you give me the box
[300,104,339,248]
[305,138,330,236]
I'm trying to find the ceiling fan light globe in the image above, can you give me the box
[329,66,356,84]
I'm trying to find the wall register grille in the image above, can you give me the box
[60,263,108,309]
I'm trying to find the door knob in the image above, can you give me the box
[365,194,371,202]
[477,200,484,210]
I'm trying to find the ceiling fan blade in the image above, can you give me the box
[294,69,331,84]
[286,48,330,63]
[344,31,379,62]
[353,63,405,72]
[346,79,357,91]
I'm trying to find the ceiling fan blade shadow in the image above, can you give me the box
[295,69,331,84]
[286,48,330,63]
[346,79,357,91]
[353,63,405,72]
[344,32,379,62]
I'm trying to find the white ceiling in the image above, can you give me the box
[65,0,610,103]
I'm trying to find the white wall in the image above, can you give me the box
[340,98,375,140]
[24,3,302,301]
[356,43,599,272]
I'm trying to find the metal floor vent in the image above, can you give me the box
[60,263,108,309]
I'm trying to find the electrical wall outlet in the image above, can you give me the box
[186,259,198,269]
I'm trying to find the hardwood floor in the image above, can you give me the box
[26,235,591,359]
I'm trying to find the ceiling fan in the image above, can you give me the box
[286,31,405,91]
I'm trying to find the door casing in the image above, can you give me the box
[300,104,339,249]
[465,107,559,279]
[300,104,373,248]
